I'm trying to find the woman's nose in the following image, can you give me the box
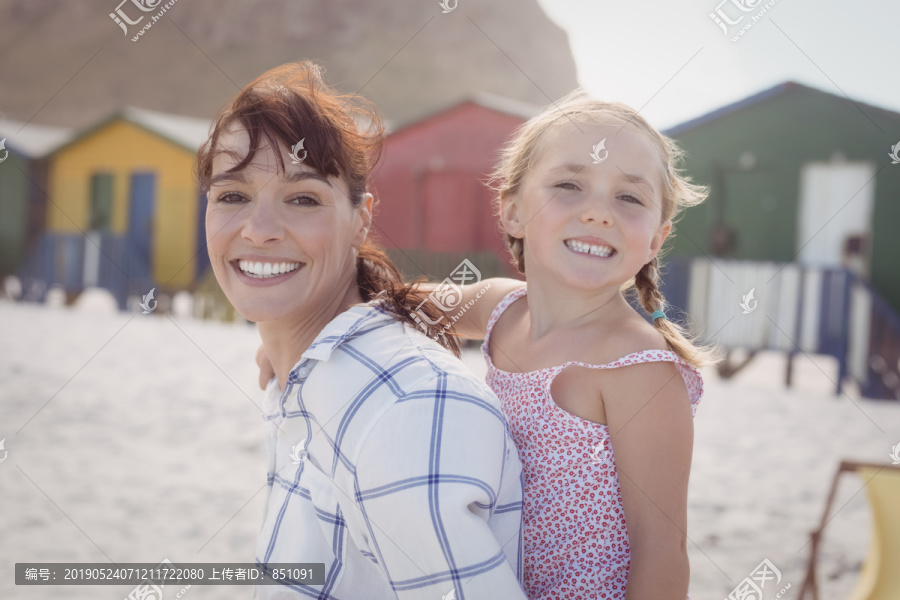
[242,199,284,244]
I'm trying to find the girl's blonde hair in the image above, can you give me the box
[488,89,719,368]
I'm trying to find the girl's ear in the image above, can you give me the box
[352,193,374,248]
[500,193,525,239]
[648,218,672,262]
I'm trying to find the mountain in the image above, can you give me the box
[0,0,578,129]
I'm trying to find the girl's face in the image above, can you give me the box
[501,120,672,292]
[205,123,372,323]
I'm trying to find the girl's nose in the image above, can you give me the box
[580,196,614,226]
[242,198,285,245]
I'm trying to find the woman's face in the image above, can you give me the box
[205,122,372,323]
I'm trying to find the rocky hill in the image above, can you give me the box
[0,0,578,129]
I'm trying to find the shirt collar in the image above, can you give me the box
[300,300,398,363]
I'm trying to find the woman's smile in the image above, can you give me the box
[231,257,306,286]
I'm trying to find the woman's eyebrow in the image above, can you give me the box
[209,169,332,188]
[284,170,332,187]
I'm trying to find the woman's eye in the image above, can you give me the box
[289,195,320,206]
[217,192,246,204]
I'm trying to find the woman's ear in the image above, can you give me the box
[500,193,525,239]
[353,193,374,248]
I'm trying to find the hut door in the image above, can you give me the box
[127,172,156,287]
[83,172,114,288]
[797,161,875,276]
[423,171,476,252]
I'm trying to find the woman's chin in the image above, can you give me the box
[229,300,298,325]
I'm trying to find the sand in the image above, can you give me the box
[2,292,899,599]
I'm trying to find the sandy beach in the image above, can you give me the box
[2,293,899,600]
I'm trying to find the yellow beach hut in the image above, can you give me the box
[24,107,212,308]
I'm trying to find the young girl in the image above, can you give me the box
[419,91,716,599]
[257,91,716,599]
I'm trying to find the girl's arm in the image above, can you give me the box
[412,277,525,340]
[602,360,693,599]
[255,277,527,388]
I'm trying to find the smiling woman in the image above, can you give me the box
[194,62,528,600]
[196,62,455,357]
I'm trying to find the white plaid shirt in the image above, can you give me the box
[252,301,526,600]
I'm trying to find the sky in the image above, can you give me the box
[535,0,898,131]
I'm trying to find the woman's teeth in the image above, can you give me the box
[565,240,615,257]
[238,260,301,278]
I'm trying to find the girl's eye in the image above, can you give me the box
[289,195,320,206]
[217,192,246,204]
[555,181,579,191]
[620,194,644,205]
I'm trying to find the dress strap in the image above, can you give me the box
[557,350,704,407]
[483,286,527,349]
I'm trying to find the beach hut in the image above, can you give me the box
[657,82,900,398]
[663,81,900,311]
[22,107,212,308]
[0,119,72,281]
[372,93,538,280]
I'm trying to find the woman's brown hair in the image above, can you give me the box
[196,61,460,356]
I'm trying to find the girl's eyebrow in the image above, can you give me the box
[548,163,656,194]
[548,163,587,175]
[209,169,332,188]
[619,172,656,195]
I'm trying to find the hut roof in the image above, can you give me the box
[664,81,900,137]
[388,91,540,134]
[48,106,213,157]
[0,119,74,158]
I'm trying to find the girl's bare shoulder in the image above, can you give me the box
[582,310,671,367]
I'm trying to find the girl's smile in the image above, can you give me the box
[563,236,617,258]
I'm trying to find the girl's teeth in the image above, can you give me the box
[238,260,301,278]
[566,240,614,257]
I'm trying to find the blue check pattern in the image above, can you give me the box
[252,302,526,600]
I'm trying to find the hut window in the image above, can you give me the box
[89,172,114,231]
